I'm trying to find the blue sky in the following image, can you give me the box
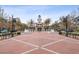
[0,5,79,23]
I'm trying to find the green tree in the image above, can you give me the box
[44,18,51,26]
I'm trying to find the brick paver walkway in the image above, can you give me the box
[0,32,79,54]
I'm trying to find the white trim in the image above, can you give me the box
[11,38,39,48]
[22,48,38,54]
[42,39,64,47]
[41,48,59,54]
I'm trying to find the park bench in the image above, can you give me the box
[0,32,11,40]
[0,29,21,40]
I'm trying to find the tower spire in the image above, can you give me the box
[37,15,42,23]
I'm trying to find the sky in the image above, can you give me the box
[0,5,79,23]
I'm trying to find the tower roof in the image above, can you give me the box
[37,15,42,23]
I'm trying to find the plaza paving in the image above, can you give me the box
[0,32,79,54]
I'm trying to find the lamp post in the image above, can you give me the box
[63,16,68,37]
[11,15,16,37]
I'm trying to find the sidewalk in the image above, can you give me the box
[0,32,79,54]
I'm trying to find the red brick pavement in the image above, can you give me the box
[27,48,53,54]
[0,40,35,54]
[44,40,79,54]
[0,32,79,54]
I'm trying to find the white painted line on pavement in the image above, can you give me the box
[41,48,59,54]
[11,38,39,48]
[63,38,79,44]
[42,39,64,47]
[22,48,38,54]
